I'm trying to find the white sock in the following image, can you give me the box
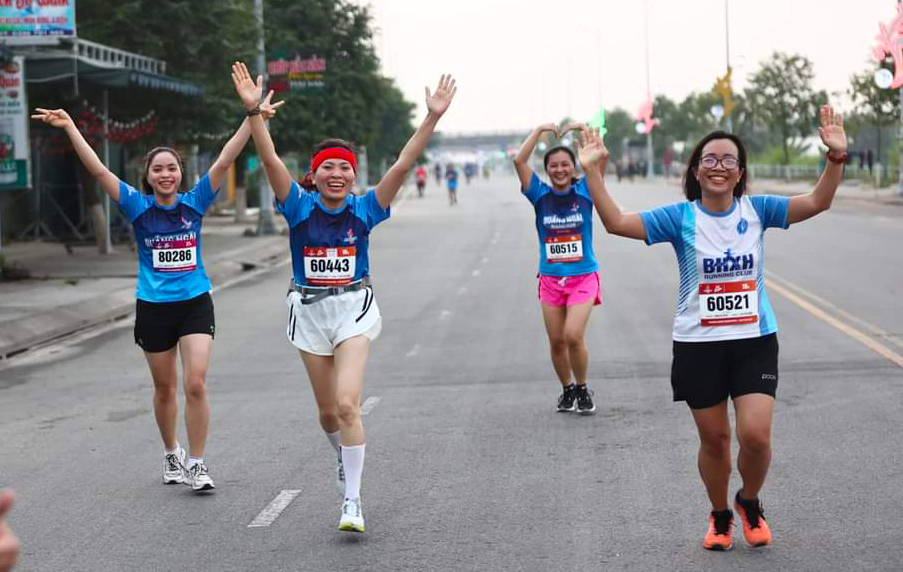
[165,443,182,456]
[341,444,365,500]
[188,456,203,469]
[326,431,342,455]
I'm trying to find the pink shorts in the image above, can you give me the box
[538,272,602,307]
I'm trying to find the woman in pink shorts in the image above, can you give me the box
[513,123,602,414]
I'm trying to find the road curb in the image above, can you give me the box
[0,236,289,359]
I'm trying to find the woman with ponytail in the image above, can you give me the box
[32,80,282,493]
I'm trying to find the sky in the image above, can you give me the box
[356,0,902,134]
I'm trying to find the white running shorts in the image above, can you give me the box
[285,286,381,355]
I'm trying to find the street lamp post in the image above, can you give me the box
[255,0,277,235]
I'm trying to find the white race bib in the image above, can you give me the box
[699,280,758,326]
[545,234,583,263]
[152,238,197,273]
[304,246,356,285]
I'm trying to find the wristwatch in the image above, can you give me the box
[826,150,847,164]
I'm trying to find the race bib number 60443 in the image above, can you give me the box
[304,246,356,286]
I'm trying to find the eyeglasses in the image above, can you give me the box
[699,154,739,170]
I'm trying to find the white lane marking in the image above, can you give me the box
[457,286,468,296]
[439,310,452,319]
[361,396,381,415]
[405,344,420,357]
[248,489,302,528]
[472,269,481,277]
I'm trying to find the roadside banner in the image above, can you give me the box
[0,55,29,191]
[0,0,76,44]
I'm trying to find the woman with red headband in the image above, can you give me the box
[232,61,456,533]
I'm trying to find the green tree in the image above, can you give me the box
[601,108,635,164]
[746,52,826,164]
[68,0,417,182]
[848,59,899,163]
[262,0,415,181]
[74,0,258,150]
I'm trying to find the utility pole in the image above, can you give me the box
[644,0,654,178]
[725,0,733,133]
[898,0,903,196]
[255,0,277,235]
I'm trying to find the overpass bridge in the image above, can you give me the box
[432,131,530,153]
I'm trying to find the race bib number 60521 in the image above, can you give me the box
[699,280,758,326]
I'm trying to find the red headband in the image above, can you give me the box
[311,147,357,174]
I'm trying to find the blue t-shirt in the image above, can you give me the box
[522,173,598,277]
[276,181,390,287]
[117,174,219,303]
[640,195,790,341]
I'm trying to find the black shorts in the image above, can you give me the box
[671,333,778,409]
[134,292,215,353]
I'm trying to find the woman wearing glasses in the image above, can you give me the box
[575,106,846,551]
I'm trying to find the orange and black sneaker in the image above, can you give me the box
[703,509,734,551]
[734,491,772,547]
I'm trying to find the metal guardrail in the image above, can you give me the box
[748,163,901,184]
[73,38,166,74]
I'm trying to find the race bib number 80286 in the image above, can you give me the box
[152,239,197,273]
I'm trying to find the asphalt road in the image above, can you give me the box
[2,173,901,571]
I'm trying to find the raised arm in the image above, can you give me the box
[208,89,284,191]
[32,108,120,201]
[231,61,294,203]
[562,121,607,178]
[513,123,557,189]
[787,105,846,224]
[578,128,647,241]
[374,74,457,209]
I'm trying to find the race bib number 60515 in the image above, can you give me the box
[545,234,583,263]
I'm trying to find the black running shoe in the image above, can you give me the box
[556,384,577,412]
[575,385,596,414]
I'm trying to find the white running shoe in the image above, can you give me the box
[163,448,187,484]
[336,454,346,494]
[338,497,365,533]
[184,462,215,492]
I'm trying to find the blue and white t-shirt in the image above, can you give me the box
[117,174,219,303]
[640,195,790,342]
[276,181,390,287]
[522,173,598,277]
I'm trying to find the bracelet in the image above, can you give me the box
[826,151,847,164]
[246,105,261,117]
